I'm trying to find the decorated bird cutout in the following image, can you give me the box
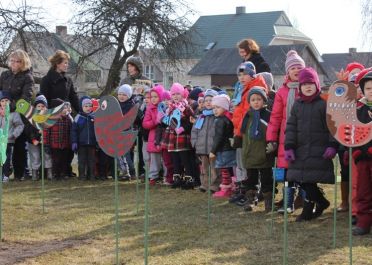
[91,98,99,112]
[157,102,170,125]
[326,80,372,147]
[16,99,66,129]
[169,109,181,130]
[0,104,10,166]
[94,95,138,158]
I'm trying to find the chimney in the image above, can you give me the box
[349,47,357,53]
[56,26,67,37]
[236,6,246,15]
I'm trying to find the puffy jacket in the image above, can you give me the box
[266,80,299,168]
[40,69,79,112]
[191,113,216,155]
[71,112,96,146]
[0,112,24,143]
[232,75,266,136]
[142,103,161,153]
[0,69,33,103]
[353,100,372,163]
[285,96,337,184]
[249,53,271,74]
[211,115,234,154]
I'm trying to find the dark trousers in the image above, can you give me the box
[245,168,273,193]
[337,150,349,182]
[78,146,96,179]
[98,148,114,178]
[12,132,27,179]
[4,144,14,177]
[171,150,194,177]
[51,148,70,178]
[355,158,372,229]
[137,134,145,175]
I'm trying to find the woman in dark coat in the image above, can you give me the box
[0,49,34,180]
[285,67,338,222]
[237,38,271,73]
[40,50,79,113]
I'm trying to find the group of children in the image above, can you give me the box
[0,49,371,236]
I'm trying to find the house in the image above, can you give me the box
[7,26,119,95]
[322,48,372,84]
[144,6,324,89]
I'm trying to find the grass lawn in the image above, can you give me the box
[0,179,371,265]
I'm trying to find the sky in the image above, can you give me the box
[1,0,369,55]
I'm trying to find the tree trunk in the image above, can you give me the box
[101,59,125,95]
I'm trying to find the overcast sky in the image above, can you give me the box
[1,0,369,54]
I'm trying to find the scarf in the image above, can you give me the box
[194,109,214,129]
[300,91,321,103]
[286,80,299,119]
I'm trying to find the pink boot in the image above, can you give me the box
[213,184,232,198]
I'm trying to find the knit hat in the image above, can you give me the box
[204,88,218,98]
[82,98,92,107]
[161,90,171,101]
[118,84,133,98]
[212,94,230,111]
[359,70,372,94]
[298,67,320,93]
[150,85,164,99]
[285,50,305,73]
[188,87,203,101]
[0,91,11,101]
[170,83,184,96]
[237,61,256,77]
[345,62,365,74]
[248,87,267,103]
[257,72,274,90]
[34,94,48,107]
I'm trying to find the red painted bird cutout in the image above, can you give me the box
[326,80,372,147]
[94,96,138,158]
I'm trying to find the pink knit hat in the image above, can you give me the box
[150,85,164,99]
[285,50,305,73]
[212,94,230,111]
[170,83,184,96]
[161,90,171,101]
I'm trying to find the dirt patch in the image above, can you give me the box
[0,238,91,265]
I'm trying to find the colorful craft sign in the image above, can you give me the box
[326,80,372,147]
[94,95,138,158]
[0,104,9,165]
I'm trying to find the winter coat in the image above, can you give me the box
[0,112,24,143]
[49,115,72,149]
[232,75,267,136]
[248,53,271,74]
[191,113,216,155]
[40,69,79,112]
[266,81,299,168]
[119,56,150,86]
[211,115,234,154]
[0,69,33,103]
[119,97,143,129]
[242,108,274,168]
[142,103,161,153]
[71,112,96,146]
[354,100,372,163]
[22,118,49,145]
[285,96,337,184]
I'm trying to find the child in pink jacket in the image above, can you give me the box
[142,85,164,185]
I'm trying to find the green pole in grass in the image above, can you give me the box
[270,158,277,235]
[0,165,2,240]
[114,158,120,265]
[135,136,140,215]
[41,131,45,214]
[207,165,211,226]
[348,148,353,265]
[144,161,149,265]
[283,181,288,265]
[333,159,338,248]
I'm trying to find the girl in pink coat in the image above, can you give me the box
[142,85,164,185]
[266,50,306,213]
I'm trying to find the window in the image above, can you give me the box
[85,70,101,83]
[144,65,154,80]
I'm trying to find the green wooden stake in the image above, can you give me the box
[207,165,211,226]
[0,165,2,240]
[114,158,120,265]
[333,159,338,248]
[270,158,277,235]
[41,132,45,214]
[283,181,288,265]
[348,148,353,265]
[144,162,149,265]
[135,136,140,215]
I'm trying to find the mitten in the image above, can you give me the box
[72,143,78,153]
[322,147,337,159]
[175,126,184,135]
[266,142,278,154]
[284,149,295,162]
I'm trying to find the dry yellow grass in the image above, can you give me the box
[0,179,371,265]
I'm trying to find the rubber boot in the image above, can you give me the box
[263,192,273,213]
[88,155,96,181]
[337,181,349,212]
[213,184,232,198]
[313,189,330,219]
[46,168,53,180]
[181,175,194,190]
[171,174,183,189]
[229,182,245,203]
[243,190,257,212]
[32,169,39,181]
[296,200,315,222]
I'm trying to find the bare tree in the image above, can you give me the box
[71,0,195,95]
[0,1,47,69]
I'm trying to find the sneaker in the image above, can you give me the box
[235,196,248,206]
[229,193,245,204]
[352,226,370,236]
[277,207,294,214]
[119,175,131,181]
[163,180,173,186]
[149,179,157,186]
[2,176,9,183]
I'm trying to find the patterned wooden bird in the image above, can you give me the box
[326,80,372,147]
[94,96,138,158]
